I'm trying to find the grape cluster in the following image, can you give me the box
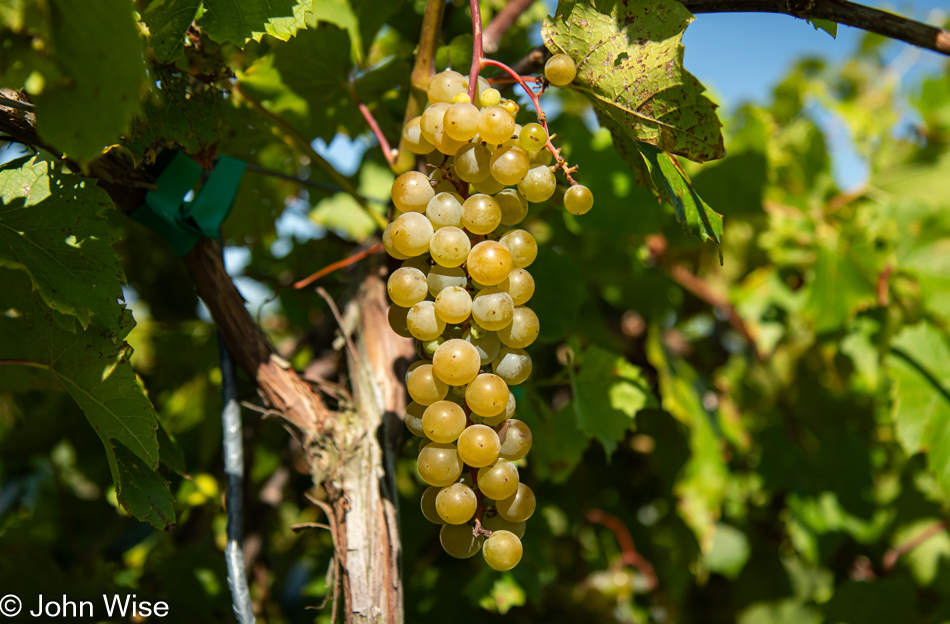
[385,58,590,571]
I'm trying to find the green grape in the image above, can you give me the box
[492,347,532,385]
[391,171,434,213]
[477,106,516,145]
[482,511,525,538]
[495,483,535,522]
[417,442,463,486]
[457,424,501,467]
[434,286,472,324]
[440,523,483,558]
[405,400,427,437]
[462,324,501,365]
[471,287,515,331]
[391,212,434,257]
[502,99,519,117]
[387,304,412,338]
[503,268,534,305]
[407,363,449,405]
[426,192,464,229]
[544,53,577,86]
[426,264,468,296]
[479,391,515,426]
[465,373,509,417]
[530,147,553,166]
[461,194,502,235]
[496,306,539,349]
[471,175,506,195]
[421,486,445,524]
[517,165,556,203]
[387,267,428,308]
[429,226,471,268]
[563,184,594,215]
[407,301,446,341]
[432,338,482,386]
[499,229,538,268]
[454,143,492,183]
[498,419,532,461]
[444,102,480,141]
[421,102,449,143]
[479,87,502,108]
[427,70,468,104]
[434,126,467,156]
[518,123,547,151]
[496,189,529,226]
[467,241,513,287]
[482,530,523,570]
[452,92,471,104]
[489,146,530,186]
[402,116,435,155]
[422,335,445,357]
[422,400,467,443]
[477,460,519,500]
[435,482,477,524]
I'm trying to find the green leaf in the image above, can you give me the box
[309,193,379,242]
[542,0,724,162]
[142,0,201,62]
[802,245,875,334]
[113,442,177,529]
[200,0,313,47]
[517,397,589,483]
[739,600,822,624]
[807,19,837,38]
[705,523,750,579]
[0,157,125,331]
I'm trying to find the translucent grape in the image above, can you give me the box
[422,400,467,443]
[496,306,539,349]
[519,123,547,151]
[432,339,481,386]
[452,93,471,104]
[387,304,412,337]
[461,194,502,235]
[391,212,434,257]
[421,102,449,143]
[382,223,409,260]
[429,226,471,268]
[417,442,463,486]
[453,143,491,183]
[492,347,532,385]
[496,189,528,226]
[426,265,467,296]
[457,424,501,467]
[477,106,516,145]
[471,287,514,331]
[387,267,428,308]
[477,460,519,500]
[421,486,445,524]
[426,192,463,229]
[440,523,483,558]
[444,102,480,141]
[407,301,445,341]
[471,175,506,195]
[563,184,594,215]
[402,116,434,155]
[544,53,577,86]
[462,324,501,365]
[405,400,427,438]
[503,268,534,305]
[407,363,449,405]
[499,229,538,268]
[498,419,532,461]
[483,530,523,571]
[495,483,535,523]
[427,70,468,104]
[502,99,519,117]
[480,87,502,108]
[517,165,556,203]
[434,286,472,324]
[530,147,553,166]
[392,171,434,214]
[482,511,525,538]
[433,126,467,156]
[465,373,509,417]
[489,146,530,185]
[435,482,477,524]
[467,241,512,287]
[421,336,445,358]
[480,391,515,426]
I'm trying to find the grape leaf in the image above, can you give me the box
[802,245,875,334]
[141,0,201,62]
[542,0,724,163]
[201,0,313,47]
[516,395,589,483]
[808,19,838,39]
[0,157,125,331]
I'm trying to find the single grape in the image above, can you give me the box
[391,212,434,257]
[407,363,449,405]
[471,287,515,331]
[407,301,446,341]
[387,304,412,337]
[471,175,506,195]
[530,147,553,166]
[417,442,464,486]
[428,70,468,104]
[452,92,471,104]
[434,126,467,156]
[492,347,532,385]
[544,53,577,86]
[465,373,509,417]
[422,400,467,443]
[474,76,490,109]
[421,102,450,143]
[503,268,535,305]
[461,194,502,235]
[457,424,501,467]
[499,123,522,150]
[402,116,435,154]
[429,226,471,268]
[432,339,481,386]
[440,523,483,558]
[426,192,464,229]
[467,241,513,287]
[563,184,594,215]
[483,530,523,571]
[382,223,409,260]
[499,229,538,268]
[482,511,525,538]
[462,324,501,365]
[496,306,539,349]
[477,106,516,145]
[405,400,427,437]
[405,361,425,385]
[502,99,520,117]
[496,188,529,226]
[517,165,556,203]
[495,482,536,523]
[519,123,547,151]
[421,335,445,358]
[444,102,480,141]
[477,460,519,500]
[426,265,468,296]
[498,419,532,461]
[421,486,445,524]
[480,391,515,426]
[434,286,472,324]
[454,143,492,183]
[391,171,434,213]
[489,145,530,186]
[479,87,502,108]
[387,267,428,308]
[435,482,477,524]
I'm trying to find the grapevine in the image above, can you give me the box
[383,0,592,571]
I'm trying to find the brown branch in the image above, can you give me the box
[882,520,947,572]
[293,242,385,290]
[877,265,893,306]
[585,509,659,591]
[681,0,950,58]
[348,85,396,166]
[482,0,536,53]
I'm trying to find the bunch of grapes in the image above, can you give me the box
[384,55,591,572]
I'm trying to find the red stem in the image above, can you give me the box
[585,509,658,590]
[467,0,484,101]
[292,242,384,290]
[351,87,396,165]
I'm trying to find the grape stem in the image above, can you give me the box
[348,85,396,166]
[470,467,493,538]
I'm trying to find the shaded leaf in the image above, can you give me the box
[142,0,201,62]
[201,0,313,47]
[802,245,875,334]
[705,523,750,579]
[808,19,837,38]
[517,397,589,483]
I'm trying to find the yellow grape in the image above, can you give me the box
[466,241,512,287]
[426,192,464,229]
[427,70,468,104]
[544,54,577,86]
[454,143,492,183]
[503,268,535,305]
[429,226,471,268]
[457,424,501,467]
[421,102,450,143]
[407,301,446,341]
[426,265,468,296]
[461,194,502,235]
[517,165,556,203]
[465,373,509,417]
[435,482,477,524]
[407,363,449,405]
[471,287,514,331]
[519,123,547,151]
[440,523,483,558]
[477,106,516,145]
[387,267,428,307]
[434,286,472,324]
[482,511,525,538]
[495,188,528,226]
[392,171,434,213]
[391,212,434,257]
[494,482,536,522]
[432,338,481,386]
[496,306,539,349]
[434,126,467,155]
[421,486,445,524]
[499,229,538,268]
[489,145,530,186]
[492,346,532,385]
[422,400,467,443]
[402,116,434,154]
[477,460,519,500]
[444,102,480,141]
[563,184,594,215]
[479,391,515,426]
[482,530,523,571]
[498,418,532,460]
[417,442,463,486]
